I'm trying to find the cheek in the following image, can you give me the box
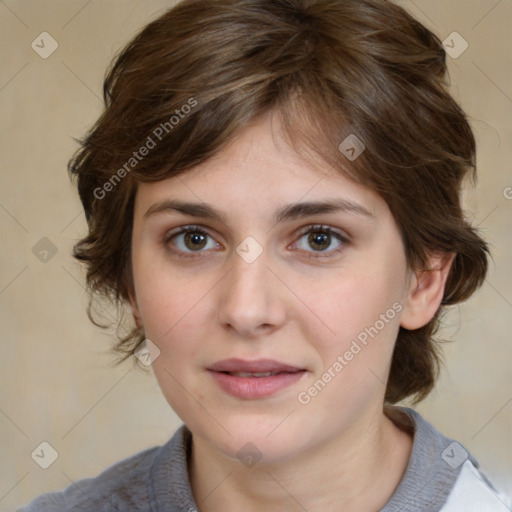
[294,273,404,423]
[143,296,212,424]
[294,255,408,396]
[132,261,217,411]
[138,290,213,375]
[132,249,215,340]
[303,269,405,343]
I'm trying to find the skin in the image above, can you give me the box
[130,110,453,512]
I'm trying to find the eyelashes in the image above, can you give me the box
[164,224,350,259]
[165,226,218,254]
[292,224,348,257]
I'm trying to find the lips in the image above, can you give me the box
[208,358,303,374]
[207,358,306,399]
[227,371,280,377]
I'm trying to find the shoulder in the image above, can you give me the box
[18,426,191,512]
[20,446,159,512]
[440,459,512,512]
[383,407,511,512]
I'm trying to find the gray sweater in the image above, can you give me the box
[19,407,507,511]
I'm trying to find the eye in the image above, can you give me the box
[165,225,220,254]
[293,225,348,257]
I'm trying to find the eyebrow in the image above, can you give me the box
[143,198,374,224]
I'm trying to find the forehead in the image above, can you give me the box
[134,112,386,220]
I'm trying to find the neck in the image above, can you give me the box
[188,406,413,512]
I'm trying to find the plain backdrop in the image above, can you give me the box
[0,0,511,509]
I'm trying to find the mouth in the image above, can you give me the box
[207,358,307,399]
[219,371,291,378]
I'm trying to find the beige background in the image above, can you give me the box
[0,0,511,509]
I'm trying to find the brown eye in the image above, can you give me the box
[293,225,348,257]
[166,226,219,253]
[183,231,208,251]
[307,230,332,251]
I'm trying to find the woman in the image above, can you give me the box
[22,0,510,510]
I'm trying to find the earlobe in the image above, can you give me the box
[400,252,455,330]
[132,306,143,329]
[128,291,143,329]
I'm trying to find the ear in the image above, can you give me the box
[400,252,455,330]
[127,290,143,330]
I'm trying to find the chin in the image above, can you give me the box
[190,412,319,467]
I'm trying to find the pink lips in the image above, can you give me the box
[207,358,306,399]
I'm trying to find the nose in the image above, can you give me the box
[217,248,287,339]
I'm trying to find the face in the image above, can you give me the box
[130,111,415,464]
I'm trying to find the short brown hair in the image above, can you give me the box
[70,0,488,404]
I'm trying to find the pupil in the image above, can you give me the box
[185,232,206,250]
[309,231,330,251]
